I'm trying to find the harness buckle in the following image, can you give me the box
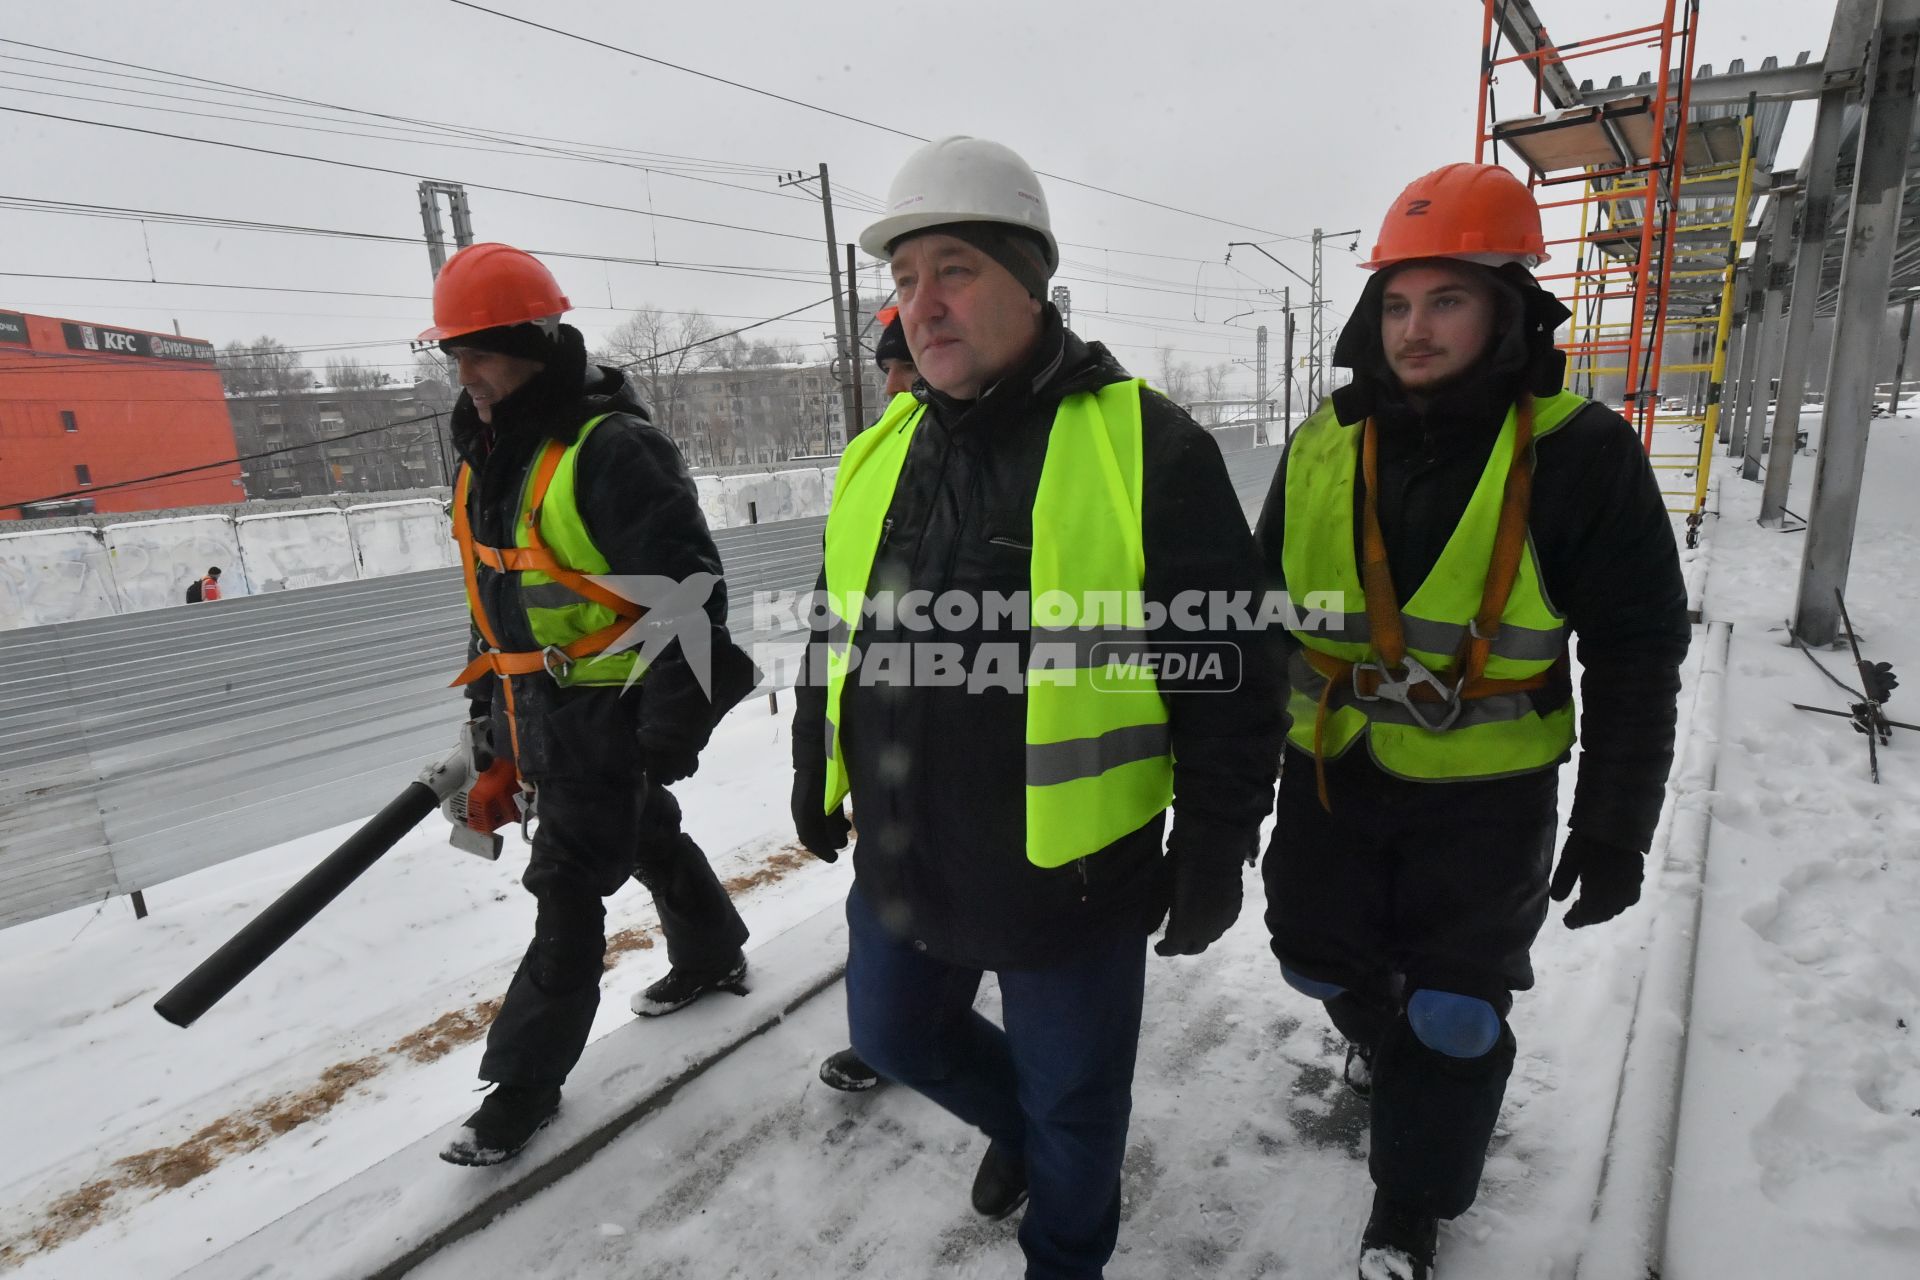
[541,645,575,680]
[1356,655,1465,732]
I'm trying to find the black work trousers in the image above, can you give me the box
[480,779,749,1088]
[1263,746,1557,1219]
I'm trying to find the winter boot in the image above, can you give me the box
[970,1139,1029,1220]
[819,1047,881,1092]
[439,1084,561,1167]
[630,953,749,1017]
[1344,1041,1375,1100]
[1357,1188,1438,1280]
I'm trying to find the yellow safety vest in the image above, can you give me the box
[819,382,1174,866]
[1281,390,1587,780]
[453,413,646,692]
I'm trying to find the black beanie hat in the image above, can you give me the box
[892,221,1052,301]
[438,320,558,363]
[874,314,910,368]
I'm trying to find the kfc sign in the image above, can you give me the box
[61,321,215,362]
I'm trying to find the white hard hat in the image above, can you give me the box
[858,136,1058,269]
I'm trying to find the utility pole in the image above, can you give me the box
[1310,229,1325,406]
[1308,227,1363,408]
[1051,285,1072,329]
[417,181,474,278]
[780,165,857,438]
[846,243,863,439]
[1283,286,1296,440]
[1255,325,1269,446]
[417,181,473,493]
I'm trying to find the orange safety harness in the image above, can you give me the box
[1302,395,1563,808]
[449,442,646,767]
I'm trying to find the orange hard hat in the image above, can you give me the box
[418,242,572,342]
[1362,163,1549,271]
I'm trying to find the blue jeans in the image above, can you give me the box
[845,884,1147,1280]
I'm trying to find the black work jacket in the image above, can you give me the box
[1255,270,1691,854]
[452,327,744,782]
[794,308,1283,969]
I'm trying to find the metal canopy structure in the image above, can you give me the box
[1814,109,1920,311]
[1478,0,1920,644]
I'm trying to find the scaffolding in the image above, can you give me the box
[1474,0,1747,515]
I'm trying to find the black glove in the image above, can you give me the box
[1154,817,1254,957]
[1549,832,1644,929]
[790,768,851,862]
[640,744,700,787]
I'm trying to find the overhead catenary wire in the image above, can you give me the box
[0,197,1281,311]
[0,41,799,178]
[442,0,1318,241]
[0,74,832,212]
[0,38,1322,387]
[0,105,819,246]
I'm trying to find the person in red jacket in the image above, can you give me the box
[186,566,222,603]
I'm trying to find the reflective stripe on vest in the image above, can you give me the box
[1280,390,1586,780]
[820,381,1174,867]
[459,413,645,689]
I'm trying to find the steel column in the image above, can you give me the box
[1794,0,1920,643]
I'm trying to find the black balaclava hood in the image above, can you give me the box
[454,323,593,445]
[874,313,910,369]
[1329,260,1571,425]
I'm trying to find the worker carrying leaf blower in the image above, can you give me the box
[430,242,758,1167]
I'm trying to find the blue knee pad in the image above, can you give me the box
[1407,989,1501,1059]
[1281,964,1347,1002]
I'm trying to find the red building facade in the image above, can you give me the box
[0,310,243,519]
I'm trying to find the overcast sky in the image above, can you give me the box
[1,0,1838,400]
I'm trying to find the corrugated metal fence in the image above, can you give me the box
[0,445,1280,928]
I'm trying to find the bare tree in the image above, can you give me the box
[1200,362,1234,404]
[598,308,720,438]
[218,336,311,396]
[324,356,393,389]
[413,349,454,386]
[1156,346,1197,407]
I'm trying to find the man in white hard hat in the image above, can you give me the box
[791,136,1283,1278]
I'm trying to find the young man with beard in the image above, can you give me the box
[427,243,754,1165]
[1255,164,1689,1278]
[792,136,1282,1279]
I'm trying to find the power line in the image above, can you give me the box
[0,73,828,212]
[0,408,441,511]
[0,199,831,285]
[0,39,1327,295]
[1,197,1277,308]
[0,41,794,175]
[443,0,1312,240]
[609,298,834,367]
[0,105,818,245]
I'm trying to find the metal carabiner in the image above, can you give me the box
[1391,655,1465,732]
[541,645,574,680]
[1350,661,1388,702]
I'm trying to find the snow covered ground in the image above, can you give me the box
[1,420,1916,1279]
[1666,414,1920,1277]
